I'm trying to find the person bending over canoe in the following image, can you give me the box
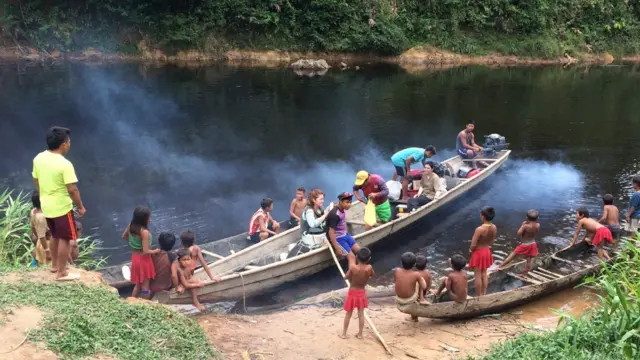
[326,192,360,264]
[435,254,469,304]
[469,207,496,296]
[568,207,613,261]
[498,210,540,273]
[456,120,483,159]
[394,252,428,322]
[353,171,391,228]
[407,162,444,212]
[248,198,280,242]
[391,146,437,201]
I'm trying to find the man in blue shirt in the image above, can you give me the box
[391,146,436,201]
[626,175,640,233]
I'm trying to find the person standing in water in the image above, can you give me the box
[32,126,86,281]
[468,207,496,296]
[456,120,483,159]
[390,146,437,201]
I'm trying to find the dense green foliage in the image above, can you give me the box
[0,189,105,270]
[0,278,216,359]
[476,239,640,360]
[2,0,640,57]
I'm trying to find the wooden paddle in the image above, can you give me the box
[327,244,393,355]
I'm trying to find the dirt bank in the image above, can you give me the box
[0,43,623,71]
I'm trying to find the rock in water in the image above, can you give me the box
[290,59,331,70]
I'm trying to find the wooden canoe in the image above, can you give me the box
[100,220,295,288]
[154,150,511,304]
[397,241,614,319]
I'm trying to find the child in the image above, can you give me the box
[340,247,374,339]
[289,187,307,227]
[469,207,496,296]
[180,230,221,282]
[414,254,432,297]
[626,175,640,234]
[568,207,613,261]
[498,209,540,272]
[68,220,81,264]
[248,198,281,242]
[599,194,621,240]
[150,232,178,296]
[122,206,161,299]
[435,254,469,303]
[30,191,51,266]
[176,248,206,311]
[394,252,428,322]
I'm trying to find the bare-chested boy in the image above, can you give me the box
[469,207,496,296]
[415,254,432,296]
[289,187,307,227]
[498,210,540,273]
[341,247,374,339]
[435,254,469,303]
[394,252,428,322]
[176,248,206,311]
[599,194,621,240]
[569,207,614,261]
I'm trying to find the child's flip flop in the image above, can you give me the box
[55,273,81,281]
[122,265,131,281]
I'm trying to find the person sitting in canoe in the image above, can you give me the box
[394,252,428,322]
[353,171,391,228]
[326,192,360,263]
[407,162,444,212]
[456,120,483,159]
[498,210,540,273]
[300,189,331,248]
[288,187,306,227]
[391,146,437,201]
[435,254,469,303]
[568,207,614,261]
[248,198,280,242]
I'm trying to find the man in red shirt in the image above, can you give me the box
[353,171,391,228]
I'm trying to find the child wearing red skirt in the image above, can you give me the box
[341,247,374,339]
[122,206,160,299]
[499,210,541,273]
[469,207,497,296]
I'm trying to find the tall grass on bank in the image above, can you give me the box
[477,240,640,360]
[0,189,105,269]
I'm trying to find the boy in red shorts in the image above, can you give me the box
[498,210,540,273]
[469,207,496,296]
[340,247,374,339]
[568,207,613,261]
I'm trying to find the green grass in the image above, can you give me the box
[0,276,216,360]
[474,240,640,360]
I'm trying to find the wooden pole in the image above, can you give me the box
[327,244,393,355]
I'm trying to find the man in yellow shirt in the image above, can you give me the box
[32,127,86,281]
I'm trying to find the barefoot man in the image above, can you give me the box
[456,120,483,160]
[32,127,86,281]
[568,207,614,261]
[391,146,436,201]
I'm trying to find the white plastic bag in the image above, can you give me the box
[386,180,402,201]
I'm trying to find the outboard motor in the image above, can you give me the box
[483,133,509,157]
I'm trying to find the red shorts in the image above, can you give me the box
[46,211,77,241]
[592,227,613,247]
[343,289,368,312]
[514,243,538,257]
[130,252,156,284]
[469,248,494,270]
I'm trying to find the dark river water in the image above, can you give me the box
[1,62,640,308]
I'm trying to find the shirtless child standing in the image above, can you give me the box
[341,247,374,339]
[289,187,306,227]
[415,254,432,297]
[599,194,621,240]
[394,252,428,322]
[435,254,468,303]
[498,210,540,272]
[469,207,496,296]
[569,207,614,261]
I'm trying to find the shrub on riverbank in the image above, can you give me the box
[476,240,640,360]
[2,0,640,57]
[0,189,105,270]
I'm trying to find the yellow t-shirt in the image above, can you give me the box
[32,151,78,218]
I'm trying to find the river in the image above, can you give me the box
[1,61,639,308]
